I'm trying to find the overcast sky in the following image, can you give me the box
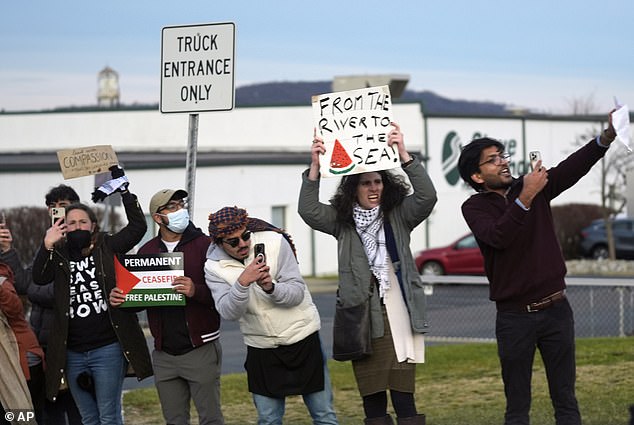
[1,0,632,113]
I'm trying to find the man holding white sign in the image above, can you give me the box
[110,188,223,425]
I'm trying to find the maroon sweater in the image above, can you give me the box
[139,224,220,353]
[462,138,608,311]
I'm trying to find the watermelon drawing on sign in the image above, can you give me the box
[329,139,355,175]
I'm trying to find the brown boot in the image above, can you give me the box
[397,413,426,425]
[364,414,394,425]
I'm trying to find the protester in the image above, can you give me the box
[457,111,617,425]
[205,206,338,425]
[298,123,436,425]
[0,307,33,425]
[31,168,152,425]
[0,262,44,425]
[26,184,82,425]
[0,213,28,295]
[110,188,224,425]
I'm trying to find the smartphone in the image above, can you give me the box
[51,207,65,225]
[254,243,266,263]
[0,212,5,228]
[529,151,542,171]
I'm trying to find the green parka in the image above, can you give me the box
[298,157,437,338]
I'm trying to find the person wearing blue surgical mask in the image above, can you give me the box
[157,204,190,234]
[109,189,224,424]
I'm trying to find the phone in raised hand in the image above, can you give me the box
[50,207,65,226]
[529,151,542,171]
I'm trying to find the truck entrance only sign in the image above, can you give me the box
[160,22,235,113]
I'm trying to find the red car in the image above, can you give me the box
[415,233,485,275]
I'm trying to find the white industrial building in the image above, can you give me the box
[0,103,626,276]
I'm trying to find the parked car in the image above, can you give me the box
[415,233,485,275]
[579,218,634,259]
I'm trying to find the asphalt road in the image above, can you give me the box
[124,278,630,390]
[124,288,336,390]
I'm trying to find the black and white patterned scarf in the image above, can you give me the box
[352,203,390,298]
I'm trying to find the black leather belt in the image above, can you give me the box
[526,290,566,313]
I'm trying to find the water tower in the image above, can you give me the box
[97,66,120,107]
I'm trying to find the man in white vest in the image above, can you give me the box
[205,206,338,425]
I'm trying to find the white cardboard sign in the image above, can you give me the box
[312,85,397,177]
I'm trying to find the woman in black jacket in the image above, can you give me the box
[32,189,152,425]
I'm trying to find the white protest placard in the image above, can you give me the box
[161,22,235,113]
[312,85,397,177]
[56,145,119,180]
[612,102,632,153]
[115,253,185,307]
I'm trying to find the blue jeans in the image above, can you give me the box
[496,299,581,425]
[251,357,338,425]
[66,342,127,425]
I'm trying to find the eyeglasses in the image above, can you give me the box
[222,230,251,248]
[159,200,187,213]
[479,153,511,167]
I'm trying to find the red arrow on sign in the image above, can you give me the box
[114,256,141,296]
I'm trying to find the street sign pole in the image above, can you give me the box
[185,114,199,219]
[160,22,235,221]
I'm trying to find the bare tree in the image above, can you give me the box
[573,126,634,259]
[1,207,50,265]
[566,93,599,115]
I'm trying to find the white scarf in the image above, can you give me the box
[353,204,390,298]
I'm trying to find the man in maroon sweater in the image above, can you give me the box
[457,111,617,425]
[110,188,224,425]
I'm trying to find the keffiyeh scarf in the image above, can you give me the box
[208,206,297,258]
[353,203,390,298]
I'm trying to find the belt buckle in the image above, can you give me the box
[526,299,549,313]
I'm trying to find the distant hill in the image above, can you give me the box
[15,81,511,116]
[235,81,512,116]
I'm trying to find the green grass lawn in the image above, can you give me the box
[123,337,634,424]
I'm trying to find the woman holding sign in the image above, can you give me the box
[298,123,437,425]
[32,168,152,425]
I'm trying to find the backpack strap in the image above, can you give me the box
[384,220,405,295]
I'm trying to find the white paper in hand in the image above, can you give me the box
[612,101,632,153]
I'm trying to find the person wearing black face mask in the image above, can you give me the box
[65,227,93,261]
[31,172,153,425]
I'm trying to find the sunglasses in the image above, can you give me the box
[222,230,251,248]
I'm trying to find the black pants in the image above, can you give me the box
[27,362,46,424]
[496,299,580,425]
[0,363,45,425]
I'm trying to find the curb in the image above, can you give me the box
[305,278,338,294]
